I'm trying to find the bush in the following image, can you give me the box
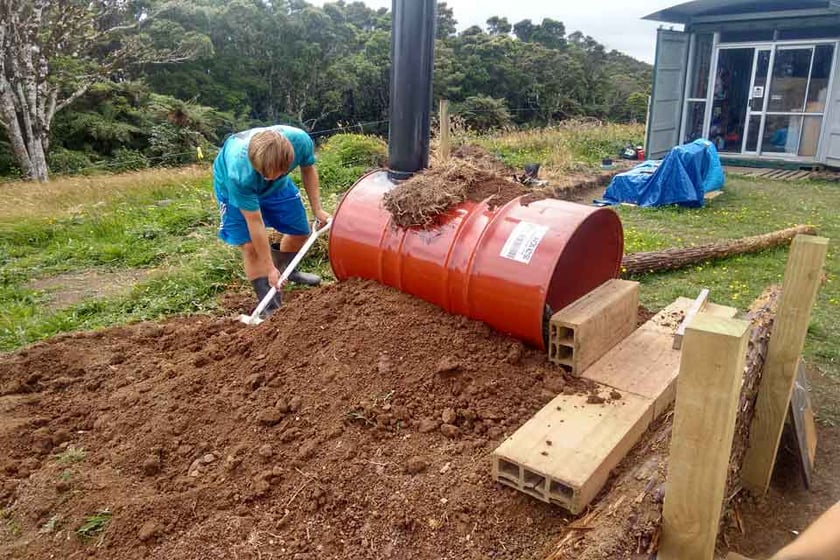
[318,133,386,168]
[455,96,513,131]
[49,148,93,175]
[112,148,149,172]
[315,133,387,193]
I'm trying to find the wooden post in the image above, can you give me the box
[741,234,829,495]
[659,315,751,560]
[439,99,451,161]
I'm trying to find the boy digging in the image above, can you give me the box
[213,126,330,316]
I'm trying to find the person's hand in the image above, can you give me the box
[315,209,331,228]
[268,266,286,289]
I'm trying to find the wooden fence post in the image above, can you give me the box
[439,99,451,161]
[659,315,751,560]
[741,234,829,495]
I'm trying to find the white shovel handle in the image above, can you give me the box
[248,219,332,321]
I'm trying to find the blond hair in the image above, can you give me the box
[248,130,294,178]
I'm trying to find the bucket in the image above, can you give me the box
[328,170,624,349]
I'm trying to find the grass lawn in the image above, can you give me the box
[0,128,837,398]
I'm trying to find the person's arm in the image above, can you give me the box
[242,209,281,288]
[300,165,330,225]
[771,502,840,560]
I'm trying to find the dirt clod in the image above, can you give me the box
[137,519,161,542]
[440,424,460,438]
[403,456,429,475]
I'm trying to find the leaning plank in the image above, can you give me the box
[548,279,639,375]
[493,391,653,514]
[659,315,751,560]
[741,235,828,495]
[585,298,736,419]
[621,225,816,276]
[673,288,710,349]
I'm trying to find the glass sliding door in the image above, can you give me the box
[682,34,714,144]
[759,44,836,157]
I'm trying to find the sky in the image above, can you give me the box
[311,0,685,63]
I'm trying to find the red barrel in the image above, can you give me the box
[329,170,624,349]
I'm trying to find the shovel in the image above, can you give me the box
[238,219,332,326]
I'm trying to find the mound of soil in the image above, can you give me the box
[383,162,527,228]
[0,279,624,560]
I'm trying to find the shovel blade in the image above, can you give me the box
[238,314,264,326]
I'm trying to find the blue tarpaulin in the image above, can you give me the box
[603,139,725,207]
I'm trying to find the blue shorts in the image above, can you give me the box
[216,182,311,246]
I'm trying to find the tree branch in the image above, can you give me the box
[54,80,95,114]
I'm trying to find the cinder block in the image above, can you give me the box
[548,279,639,375]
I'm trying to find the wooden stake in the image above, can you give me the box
[673,288,709,349]
[741,234,828,495]
[659,315,751,560]
[439,99,451,161]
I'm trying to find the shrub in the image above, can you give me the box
[315,133,387,193]
[48,149,93,175]
[455,96,513,131]
[112,148,149,172]
[318,133,387,168]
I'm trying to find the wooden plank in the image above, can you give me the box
[585,298,737,419]
[492,390,653,514]
[548,279,640,375]
[660,315,751,560]
[741,235,829,495]
[704,190,723,200]
[790,359,818,489]
[673,288,710,350]
[439,99,451,161]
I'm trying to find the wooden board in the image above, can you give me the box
[790,360,818,489]
[742,235,829,495]
[492,391,653,514]
[548,279,639,375]
[704,190,723,200]
[584,298,737,419]
[659,315,751,560]
[673,288,710,350]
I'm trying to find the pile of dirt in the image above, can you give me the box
[383,162,528,228]
[0,278,629,560]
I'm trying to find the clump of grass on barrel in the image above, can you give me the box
[382,162,486,228]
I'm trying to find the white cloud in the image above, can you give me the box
[310,0,683,62]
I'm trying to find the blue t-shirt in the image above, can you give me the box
[213,125,316,211]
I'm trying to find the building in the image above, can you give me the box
[644,0,840,168]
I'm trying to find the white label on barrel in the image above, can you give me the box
[500,221,549,264]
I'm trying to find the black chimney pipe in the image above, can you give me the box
[388,0,437,180]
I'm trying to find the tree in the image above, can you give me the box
[531,18,566,49]
[436,2,456,39]
[513,19,535,42]
[0,0,210,181]
[486,16,511,36]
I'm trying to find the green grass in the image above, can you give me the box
[619,175,839,380]
[75,510,111,539]
[54,446,87,465]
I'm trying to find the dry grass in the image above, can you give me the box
[468,120,645,182]
[382,161,482,228]
[0,165,211,221]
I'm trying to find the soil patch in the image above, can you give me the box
[27,269,153,310]
[0,278,613,560]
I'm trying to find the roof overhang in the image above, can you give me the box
[644,0,840,24]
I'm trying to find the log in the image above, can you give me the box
[723,286,780,523]
[544,287,779,560]
[621,226,816,276]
